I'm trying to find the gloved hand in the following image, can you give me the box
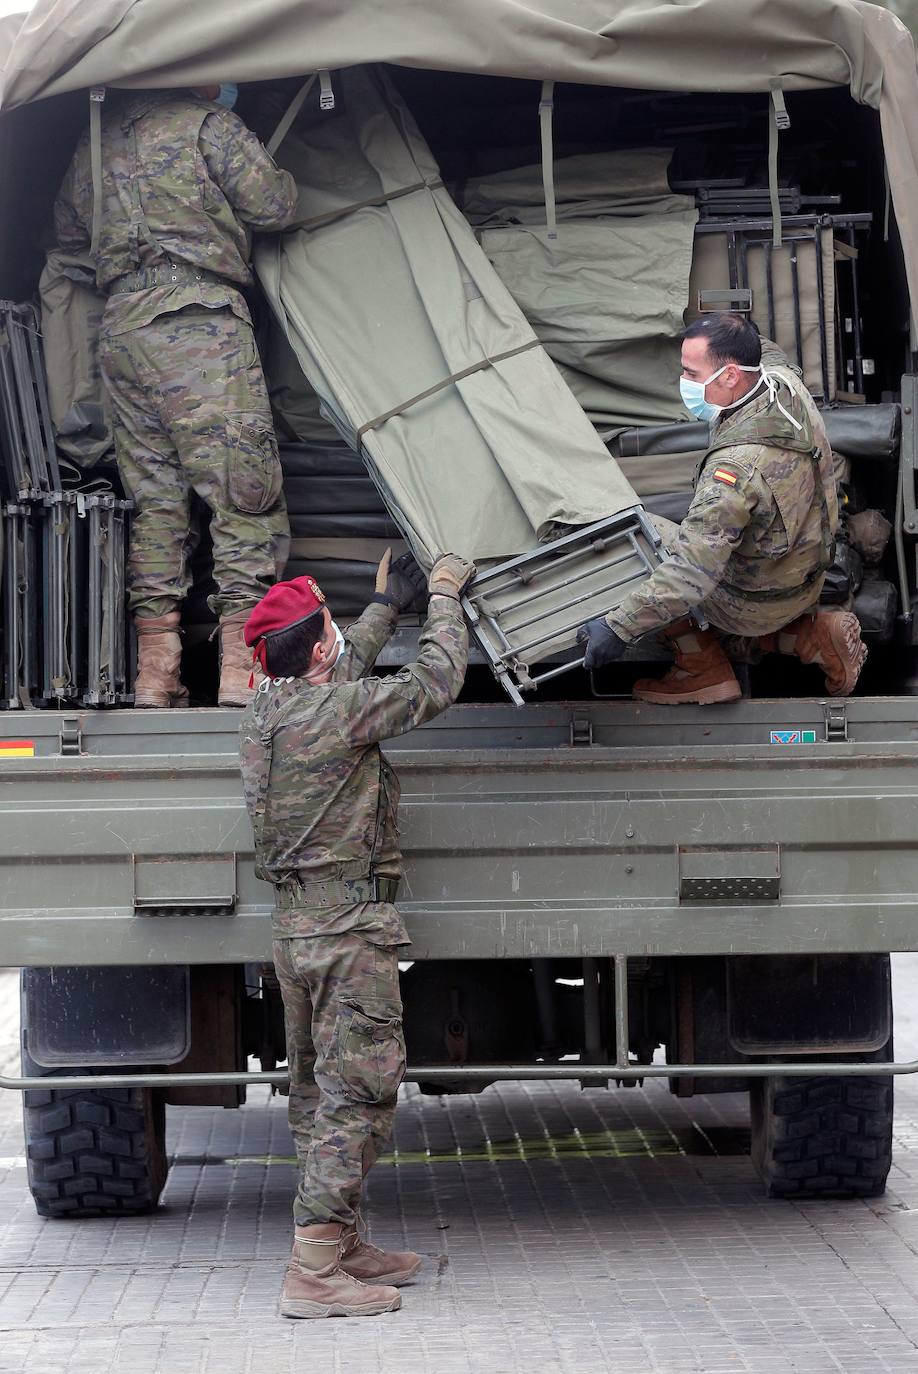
[576,617,628,671]
[428,552,476,600]
[381,551,429,612]
[374,547,393,595]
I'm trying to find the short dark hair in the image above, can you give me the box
[684,312,762,369]
[262,611,325,677]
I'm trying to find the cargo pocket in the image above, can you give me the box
[337,1000,406,1105]
[226,415,283,515]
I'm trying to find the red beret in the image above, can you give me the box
[244,576,326,670]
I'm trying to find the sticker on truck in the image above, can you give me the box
[0,740,35,758]
[769,730,817,745]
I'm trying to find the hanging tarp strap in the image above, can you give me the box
[768,79,790,248]
[267,71,336,158]
[288,178,445,233]
[88,87,106,259]
[267,73,319,157]
[318,70,335,111]
[539,80,557,241]
[356,339,542,442]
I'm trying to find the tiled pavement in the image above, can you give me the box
[3,963,918,1373]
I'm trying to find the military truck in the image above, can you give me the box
[1,0,918,1219]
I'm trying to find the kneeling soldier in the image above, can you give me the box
[578,313,866,702]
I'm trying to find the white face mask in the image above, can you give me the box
[328,620,345,666]
[301,618,346,683]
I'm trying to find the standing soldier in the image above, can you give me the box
[53,84,297,706]
[239,548,473,1319]
[578,312,866,700]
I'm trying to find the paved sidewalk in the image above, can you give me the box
[3,962,918,1373]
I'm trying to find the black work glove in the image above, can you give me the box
[376,551,429,613]
[576,617,628,671]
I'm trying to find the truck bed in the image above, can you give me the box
[0,698,916,966]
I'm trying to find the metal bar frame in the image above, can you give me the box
[2,503,21,707]
[463,508,662,702]
[0,950,904,1093]
[694,212,872,236]
[698,214,870,402]
[847,225,866,394]
[0,1058,909,1093]
[0,336,30,497]
[85,497,103,703]
[3,303,49,492]
[19,502,40,706]
[20,303,62,491]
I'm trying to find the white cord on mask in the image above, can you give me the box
[760,368,803,432]
[718,365,803,432]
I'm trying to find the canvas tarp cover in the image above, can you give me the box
[463,151,697,429]
[1,2,917,319]
[255,66,638,566]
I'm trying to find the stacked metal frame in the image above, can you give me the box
[0,300,133,709]
[688,213,872,405]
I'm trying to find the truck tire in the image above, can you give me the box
[23,1082,168,1218]
[749,1066,893,1200]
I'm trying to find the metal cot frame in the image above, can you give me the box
[462,508,663,705]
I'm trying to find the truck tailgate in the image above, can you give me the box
[0,698,916,965]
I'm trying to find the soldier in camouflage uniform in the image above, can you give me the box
[53,85,297,707]
[578,313,866,703]
[239,548,473,1319]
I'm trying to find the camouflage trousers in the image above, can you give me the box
[100,305,289,619]
[650,514,823,645]
[273,929,406,1228]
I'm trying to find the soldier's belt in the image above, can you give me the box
[721,567,824,603]
[274,875,400,909]
[107,264,237,294]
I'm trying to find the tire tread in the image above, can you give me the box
[753,1075,893,1200]
[23,1087,166,1219]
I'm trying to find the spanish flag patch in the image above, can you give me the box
[713,467,738,486]
[0,740,34,758]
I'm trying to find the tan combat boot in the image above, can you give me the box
[218,608,255,706]
[281,1223,401,1319]
[761,609,866,696]
[339,1225,422,1287]
[632,618,742,706]
[133,612,187,708]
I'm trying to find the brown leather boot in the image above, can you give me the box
[218,608,255,707]
[133,612,187,708]
[339,1226,422,1286]
[281,1223,401,1319]
[764,609,866,696]
[632,618,742,706]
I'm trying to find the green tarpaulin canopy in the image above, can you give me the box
[1,1,915,351]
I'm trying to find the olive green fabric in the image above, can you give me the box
[38,246,112,466]
[465,151,697,429]
[255,65,637,565]
[1,1,917,323]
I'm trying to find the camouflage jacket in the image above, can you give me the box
[54,91,298,334]
[759,338,843,486]
[607,372,839,642]
[239,597,468,937]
